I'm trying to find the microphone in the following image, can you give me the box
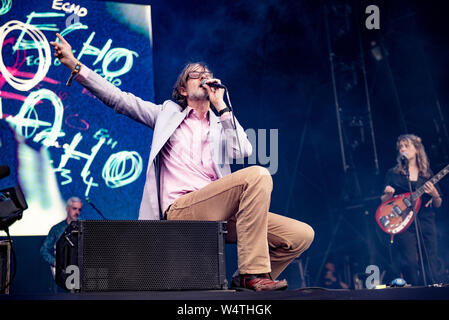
[201,79,226,89]
[400,152,408,166]
[0,165,11,179]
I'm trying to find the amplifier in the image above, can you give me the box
[56,220,227,292]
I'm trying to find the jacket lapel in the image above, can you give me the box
[148,108,189,164]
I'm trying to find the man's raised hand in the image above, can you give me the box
[50,33,78,70]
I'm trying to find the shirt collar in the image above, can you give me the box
[186,106,210,121]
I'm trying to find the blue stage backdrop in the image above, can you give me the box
[0,0,154,235]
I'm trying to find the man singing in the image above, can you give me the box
[50,33,314,291]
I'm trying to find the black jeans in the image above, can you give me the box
[394,210,440,285]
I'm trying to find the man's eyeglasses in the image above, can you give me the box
[187,71,213,79]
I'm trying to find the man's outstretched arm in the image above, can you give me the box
[50,33,162,128]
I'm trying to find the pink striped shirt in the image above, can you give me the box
[160,107,227,213]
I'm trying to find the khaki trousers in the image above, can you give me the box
[166,166,314,279]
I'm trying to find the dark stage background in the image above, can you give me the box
[1,0,449,293]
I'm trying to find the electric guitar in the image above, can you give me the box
[375,164,449,238]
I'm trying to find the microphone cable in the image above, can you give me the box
[219,85,244,167]
[226,87,243,160]
[202,80,245,167]
[85,197,109,220]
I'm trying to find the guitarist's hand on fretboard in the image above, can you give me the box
[423,181,439,197]
[423,181,442,208]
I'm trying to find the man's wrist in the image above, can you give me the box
[65,58,79,71]
[66,60,82,86]
[71,60,81,72]
[218,107,230,116]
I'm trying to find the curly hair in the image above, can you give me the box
[394,134,431,178]
[172,62,210,110]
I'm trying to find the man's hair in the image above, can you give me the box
[67,196,82,207]
[394,134,431,178]
[172,62,210,109]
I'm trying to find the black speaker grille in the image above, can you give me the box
[79,220,226,291]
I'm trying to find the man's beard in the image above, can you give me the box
[188,88,209,101]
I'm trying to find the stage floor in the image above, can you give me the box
[2,285,449,300]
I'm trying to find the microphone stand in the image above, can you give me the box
[85,198,108,220]
[404,164,427,286]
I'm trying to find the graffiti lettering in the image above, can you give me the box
[5,88,64,147]
[0,20,51,91]
[93,128,117,149]
[55,132,105,196]
[102,151,143,188]
[0,2,149,210]
[77,32,138,80]
[52,0,88,17]
[0,0,12,16]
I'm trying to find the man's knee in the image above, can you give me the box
[303,224,315,248]
[244,166,272,187]
[292,222,315,254]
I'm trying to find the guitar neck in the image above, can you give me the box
[412,164,449,200]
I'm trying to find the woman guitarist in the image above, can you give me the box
[381,134,443,285]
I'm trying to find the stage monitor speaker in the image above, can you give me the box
[56,220,227,292]
[0,240,11,294]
